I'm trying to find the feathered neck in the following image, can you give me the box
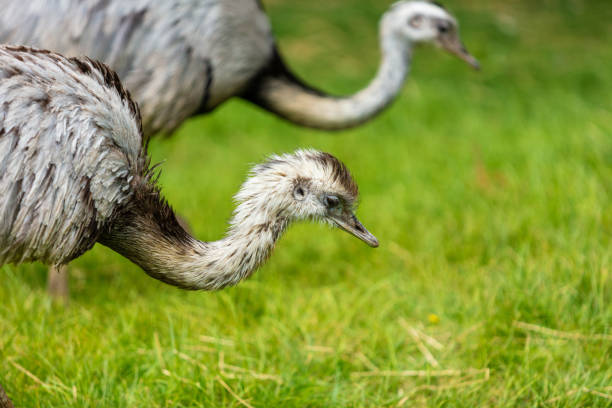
[244,18,412,130]
[99,173,292,290]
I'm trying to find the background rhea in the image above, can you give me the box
[0,0,477,134]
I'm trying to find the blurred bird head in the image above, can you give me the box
[384,1,480,69]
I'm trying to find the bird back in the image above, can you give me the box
[0,46,144,266]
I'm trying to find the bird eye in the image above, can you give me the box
[437,21,451,33]
[324,195,340,209]
[409,14,424,28]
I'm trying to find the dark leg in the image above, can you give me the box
[47,265,69,304]
[0,382,14,408]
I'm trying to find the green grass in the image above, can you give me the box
[2,0,612,406]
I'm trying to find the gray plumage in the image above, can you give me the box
[0,45,377,290]
[0,46,143,266]
[0,0,478,135]
[0,0,271,136]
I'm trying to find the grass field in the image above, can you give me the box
[1,0,612,406]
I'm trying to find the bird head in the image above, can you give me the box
[238,149,379,247]
[384,1,480,69]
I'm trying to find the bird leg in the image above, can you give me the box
[0,382,14,408]
[47,264,69,304]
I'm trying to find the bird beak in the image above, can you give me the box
[330,212,379,248]
[438,30,480,70]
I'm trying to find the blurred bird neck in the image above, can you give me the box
[347,27,413,121]
[247,26,412,130]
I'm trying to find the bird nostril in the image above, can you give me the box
[355,224,364,233]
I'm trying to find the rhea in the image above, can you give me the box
[0,46,378,291]
[0,0,478,135]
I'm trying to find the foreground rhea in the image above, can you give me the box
[0,46,377,290]
[0,0,478,134]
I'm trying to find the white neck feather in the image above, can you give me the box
[174,194,291,290]
[102,176,294,291]
[339,27,412,124]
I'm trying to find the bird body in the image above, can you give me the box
[0,0,478,135]
[0,46,377,290]
[0,0,273,136]
[0,46,142,266]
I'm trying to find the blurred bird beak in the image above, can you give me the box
[331,212,379,248]
[438,31,480,70]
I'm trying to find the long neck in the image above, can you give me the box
[99,185,290,290]
[244,28,412,130]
